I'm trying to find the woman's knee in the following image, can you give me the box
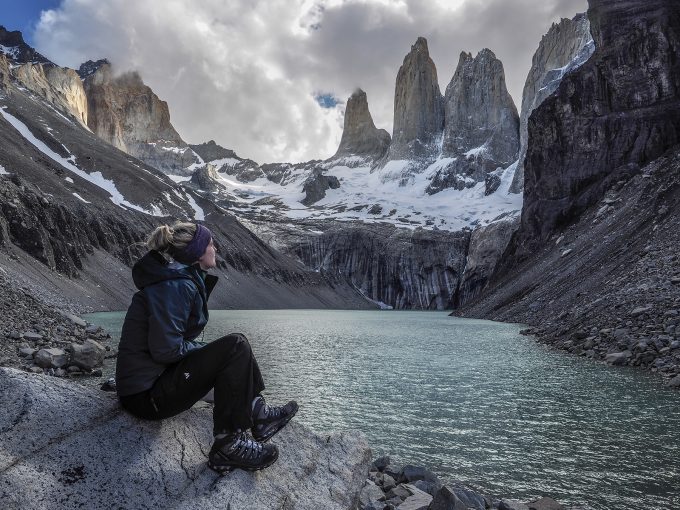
[212,333,252,356]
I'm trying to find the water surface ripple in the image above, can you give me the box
[87,310,680,509]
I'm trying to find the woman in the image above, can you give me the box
[116,221,297,474]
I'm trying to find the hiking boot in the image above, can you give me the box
[208,432,278,475]
[251,395,298,443]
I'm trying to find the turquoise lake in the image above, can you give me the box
[85,309,680,510]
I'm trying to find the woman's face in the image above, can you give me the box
[197,238,217,270]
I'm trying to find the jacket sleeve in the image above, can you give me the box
[144,280,204,364]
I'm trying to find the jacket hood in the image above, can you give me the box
[132,250,194,290]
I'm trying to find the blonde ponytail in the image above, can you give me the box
[146,222,197,256]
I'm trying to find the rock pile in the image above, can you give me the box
[0,270,114,379]
[359,456,573,510]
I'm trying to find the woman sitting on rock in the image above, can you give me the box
[115,221,297,474]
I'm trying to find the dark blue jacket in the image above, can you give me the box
[116,250,218,397]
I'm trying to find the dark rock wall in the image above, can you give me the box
[510,0,680,261]
[510,13,594,194]
[291,225,470,310]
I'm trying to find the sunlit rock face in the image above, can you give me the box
[81,60,199,174]
[387,37,445,161]
[510,13,594,193]
[0,27,88,127]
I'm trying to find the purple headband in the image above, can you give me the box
[173,224,212,265]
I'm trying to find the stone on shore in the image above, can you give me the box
[68,339,106,370]
[605,350,631,366]
[527,496,566,510]
[0,368,371,509]
[34,348,68,368]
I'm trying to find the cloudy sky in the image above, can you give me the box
[31,0,588,164]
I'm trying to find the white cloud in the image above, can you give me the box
[34,0,588,164]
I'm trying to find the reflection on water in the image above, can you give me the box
[86,309,680,510]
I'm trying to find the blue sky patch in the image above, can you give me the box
[314,93,340,109]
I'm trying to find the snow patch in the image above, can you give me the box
[64,177,74,183]
[0,107,161,216]
[167,174,192,183]
[72,193,91,204]
[464,144,488,158]
[0,165,9,175]
[0,45,20,60]
[184,192,205,221]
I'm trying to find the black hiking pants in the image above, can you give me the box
[120,333,265,435]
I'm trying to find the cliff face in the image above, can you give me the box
[0,27,88,127]
[427,49,519,194]
[460,0,680,382]
[81,61,198,174]
[13,63,88,127]
[510,0,680,258]
[387,38,444,160]
[333,89,390,161]
[291,224,470,310]
[443,49,519,162]
[510,13,594,193]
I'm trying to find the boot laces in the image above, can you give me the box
[231,432,264,460]
[257,396,283,419]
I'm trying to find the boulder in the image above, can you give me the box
[499,501,530,510]
[399,483,433,510]
[359,480,384,507]
[68,339,106,370]
[34,348,68,369]
[0,368,371,509]
[429,486,468,510]
[605,350,632,366]
[527,496,566,510]
[398,464,441,485]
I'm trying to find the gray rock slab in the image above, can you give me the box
[0,368,371,509]
[399,483,433,510]
[527,496,566,510]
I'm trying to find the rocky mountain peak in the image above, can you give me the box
[190,140,238,162]
[0,26,51,64]
[81,61,193,173]
[190,163,223,192]
[387,36,444,160]
[412,36,429,54]
[428,47,518,193]
[77,59,111,79]
[332,88,390,161]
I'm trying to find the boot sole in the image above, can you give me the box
[208,449,279,476]
[253,402,299,443]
